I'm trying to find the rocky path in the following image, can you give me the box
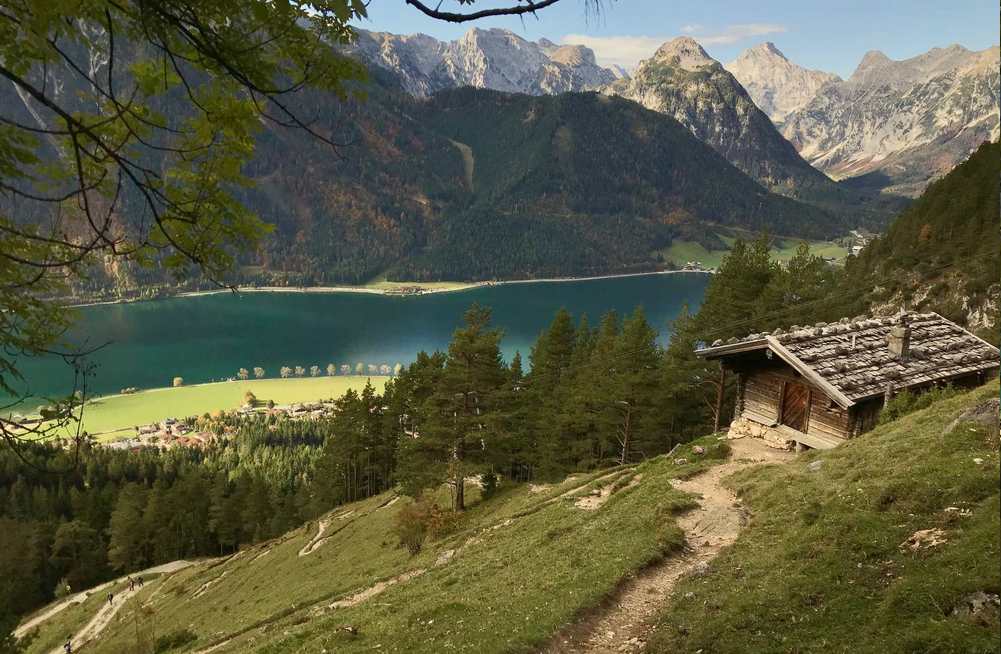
[16,561,195,642]
[542,438,793,654]
[15,560,196,654]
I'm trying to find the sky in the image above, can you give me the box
[355,0,999,78]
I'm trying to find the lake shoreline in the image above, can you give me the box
[63,269,712,309]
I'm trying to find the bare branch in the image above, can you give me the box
[403,0,563,22]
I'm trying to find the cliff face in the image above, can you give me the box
[725,41,839,124]
[349,28,617,97]
[606,37,841,203]
[780,45,1000,196]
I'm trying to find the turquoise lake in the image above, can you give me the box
[17,273,710,400]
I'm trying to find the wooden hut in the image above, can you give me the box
[696,312,999,450]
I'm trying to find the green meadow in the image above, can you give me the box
[658,232,848,270]
[49,376,385,441]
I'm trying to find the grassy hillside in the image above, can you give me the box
[650,381,1000,653]
[20,438,728,654]
[19,384,998,654]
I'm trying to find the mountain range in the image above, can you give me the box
[351,28,998,198]
[349,28,620,97]
[728,43,999,196]
[1,57,844,292]
[5,26,998,293]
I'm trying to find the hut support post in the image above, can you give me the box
[714,364,727,433]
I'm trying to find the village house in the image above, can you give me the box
[696,312,999,450]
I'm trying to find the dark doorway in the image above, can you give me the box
[781,382,810,432]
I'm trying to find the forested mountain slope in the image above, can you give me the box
[2,42,877,293]
[15,379,997,654]
[842,141,1000,332]
[391,88,844,280]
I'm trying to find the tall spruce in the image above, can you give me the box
[399,305,507,511]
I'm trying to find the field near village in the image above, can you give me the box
[657,232,848,270]
[51,377,385,441]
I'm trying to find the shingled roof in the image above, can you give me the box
[696,312,999,408]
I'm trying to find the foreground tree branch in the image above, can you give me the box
[403,0,564,22]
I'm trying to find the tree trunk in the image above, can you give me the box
[620,405,632,465]
[454,473,465,512]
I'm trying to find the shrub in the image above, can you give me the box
[53,577,72,599]
[704,441,732,460]
[879,386,959,425]
[481,472,498,499]
[392,495,457,555]
[154,629,197,653]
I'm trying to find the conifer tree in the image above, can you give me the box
[107,484,148,572]
[399,305,506,511]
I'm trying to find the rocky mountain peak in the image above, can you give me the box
[746,41,787,60]
[726,42,839,123]
[653,37,716,70]
[853,50,893,75]
[611,36,838,199]
[549,44,596,67]
[782,43,1000,195]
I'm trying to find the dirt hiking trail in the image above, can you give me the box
[14,560,195,654]
[542,437,794,654]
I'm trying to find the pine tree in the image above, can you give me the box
[107,484,148,572]
[399,305,507,511]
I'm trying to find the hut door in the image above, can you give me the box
[781,382,810,432]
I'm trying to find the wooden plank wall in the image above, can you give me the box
[740,367,851,440]
[740,370,783,425]
[807,389,851,441]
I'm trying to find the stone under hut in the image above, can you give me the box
[695,312,1000,450]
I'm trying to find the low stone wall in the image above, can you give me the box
[726,416,794,450]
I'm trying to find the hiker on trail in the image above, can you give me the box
[107,592,113,606]
[64,638,72,654]
[128,576,134,591]
[138,575,144,588]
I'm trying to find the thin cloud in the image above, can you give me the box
[560,34,668,69]
[562,23,787,70]
[695,23,787,45]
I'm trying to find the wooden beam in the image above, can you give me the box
[714,364,727,433]
[765,336,855,409]
[777,425,844,450]
[695,338,769,359]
